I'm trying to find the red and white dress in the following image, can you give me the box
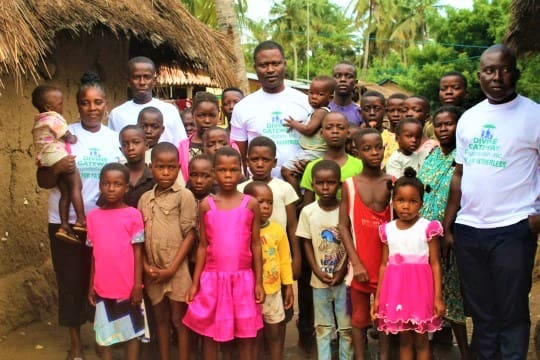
[375,218,443,334]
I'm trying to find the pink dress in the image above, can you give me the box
[375,218,443,334]
[183,195,263,341]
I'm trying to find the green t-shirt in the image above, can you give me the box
[300,154,363,199]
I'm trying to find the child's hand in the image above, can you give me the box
[131,285,143,306]
[434,297,446,318]
[53,155,77,175]
[283,285,294,310]
[282,116,299,132]
[352,262,369,283]
[153,268,174,283]
[88,288,96,307]
[254,284,265,304]
[145,265,159,280]
[328,266,348,286]
[314,270,333,284]
[370,299,379,321]
[66,134,78,144]
[185,284,199,304]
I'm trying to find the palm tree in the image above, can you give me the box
[181,0,250,93]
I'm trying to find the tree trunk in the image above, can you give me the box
[215,0,250,94]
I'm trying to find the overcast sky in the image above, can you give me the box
[246,0,473,20]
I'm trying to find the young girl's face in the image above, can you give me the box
[356,133,384,169]
[204,129,230,155]
[439,75,466,106]
[138,113,164,148]
[120,129,146,164]
[433,112,458,148]
[251,186,274,224]
[246,146,276,182]
[214,154,242,191]
[99,170,128,206]
[397,122,422,155]
[393,184,422,223]
[193,101,219,135]
[222,91,243,119]
[189,159,214,197]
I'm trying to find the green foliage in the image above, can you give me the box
[518,53,540,102]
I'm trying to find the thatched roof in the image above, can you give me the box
[0,0,236,87]
[156,65,220,88]
[504,0,540,56]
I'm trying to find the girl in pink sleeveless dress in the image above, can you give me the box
[183,147,264,359]
[371,168,445,359]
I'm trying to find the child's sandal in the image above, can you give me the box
[72,222,87,233]
[55,228,82,245]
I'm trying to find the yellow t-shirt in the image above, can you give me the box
[260,221,293,295]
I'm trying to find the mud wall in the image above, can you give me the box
[0,29,129,335]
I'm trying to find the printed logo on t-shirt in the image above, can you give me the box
[463,123,506,168]
[262,110,299,146]
[78,147,110,179]
[318,227,346,276]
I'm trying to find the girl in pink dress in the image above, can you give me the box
[87,163,148,359]
[183,147,264,360]
[371,167,445,360]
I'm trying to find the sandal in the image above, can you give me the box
[72,222,87,233]
[55,228,82,245]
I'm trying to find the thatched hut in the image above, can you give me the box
[504,0,540,56]
[0,0,235,335]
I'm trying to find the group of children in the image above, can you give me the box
[31,69,471,359]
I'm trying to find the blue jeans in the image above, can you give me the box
[313,283,353,360]
[454,219,536,360]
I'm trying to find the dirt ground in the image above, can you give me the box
[1,279,539,359]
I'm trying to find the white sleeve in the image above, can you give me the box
[230,107,247,142]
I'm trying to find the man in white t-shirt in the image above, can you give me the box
[230,40,311,179]
[108,56,187,146]
[444,44,540,359]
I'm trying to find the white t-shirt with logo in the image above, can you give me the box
[455,95,540,228]
[230,87,311,178]
[108,98,187,146]
[48,123,124,224]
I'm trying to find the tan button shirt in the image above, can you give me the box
[138,182,196,304]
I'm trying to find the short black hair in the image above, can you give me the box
[312,160,341,180]
[253,40,285,62]
[243,181,272,197]
[202,126,228,142]
[150,142,179,162]
[213,146,241,166]
[361,90,386,106]
[440,71,468,88]
[137,106,163,124]
[100,162,130,183]
[222,87,244,97]
[322,111,349,127]
[354,128,381,147]
[119,124,145,139]
[333,61,357,77]
[388,93,407,101]
[31,85,61,112]
[393,167,425,200]
[192,91,219,111]
[127,56,156,74]
[432,105,465,126]
[248,136,277,157]
[311,75,336,93]
[406,95,431,113]
[396,118,422,135]
[188,154,213,171]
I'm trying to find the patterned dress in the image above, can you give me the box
[418,146,465,323]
